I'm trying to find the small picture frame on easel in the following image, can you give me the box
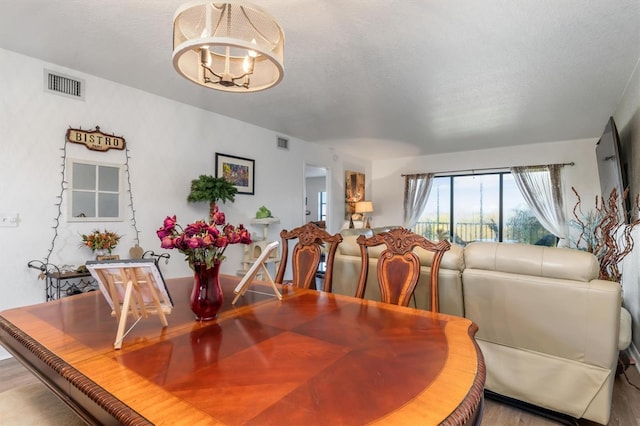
[86,258,173,350]
[232,241,282,304]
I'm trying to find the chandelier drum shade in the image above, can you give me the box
[173,1,284,93]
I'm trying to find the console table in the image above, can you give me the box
[27,261,97,301]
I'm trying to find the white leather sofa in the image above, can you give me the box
[331,230,631,425]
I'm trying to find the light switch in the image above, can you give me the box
[0,213,19,227]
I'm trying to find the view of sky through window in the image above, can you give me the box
[416,173,548,245]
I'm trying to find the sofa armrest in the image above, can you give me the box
[462,269,621,368]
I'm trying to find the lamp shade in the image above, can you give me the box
[355,201,374,214]
[173,1,284,92]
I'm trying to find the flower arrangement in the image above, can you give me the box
[81,229,121,253]
[157,206,251,270]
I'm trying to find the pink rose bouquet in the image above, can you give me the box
[157,206,251,269]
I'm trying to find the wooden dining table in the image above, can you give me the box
[0,275,485,425]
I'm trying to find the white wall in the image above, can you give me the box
[0,48,369,358]
[616,57,640,360]
[370,138,601,230]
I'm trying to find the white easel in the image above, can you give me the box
[232,241,282,304]
[86,260,173,350]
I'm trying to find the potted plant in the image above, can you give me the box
[187,175,237,223]
[80,229,121,258]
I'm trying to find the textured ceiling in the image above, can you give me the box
[1,0,638,160]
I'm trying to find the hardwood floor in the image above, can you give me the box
[0,356,639,425]
[0,356,41,393]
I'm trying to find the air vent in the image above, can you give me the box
[277,136,289,150]
[44,70,85,100]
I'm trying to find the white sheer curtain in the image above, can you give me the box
[510,164,568,247]
[403,173,434,229]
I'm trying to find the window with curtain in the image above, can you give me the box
[414,172,551,246]
[510,164,568,247]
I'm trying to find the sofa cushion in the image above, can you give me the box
[337,234,365,256]
[371,226,399,234]
[464,241,599,282]
[340,228,373,238]
[415,243,465,271]
[339,231,464,272]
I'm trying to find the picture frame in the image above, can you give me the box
[215,153,255,195]
[345,170,365,219]
[86,258,173,349]
[232,241,282,304]
[86,258,173,311]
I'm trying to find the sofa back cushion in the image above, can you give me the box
[337,234,364,256]
[464,241,599,282]
[339,234,465,271]
[337,232,398,259]
[340,228,374,238]
[415,243,465,271]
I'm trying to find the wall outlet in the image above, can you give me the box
[0,213,19,227]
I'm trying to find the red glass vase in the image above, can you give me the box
[191,261,223,321]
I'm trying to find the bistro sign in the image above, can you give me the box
[66,126,125,152]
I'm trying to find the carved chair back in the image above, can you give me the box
[356,227,451,311]
[275,223,343,291]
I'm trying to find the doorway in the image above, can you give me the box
[304,164,329,226]
[304,163,330,290]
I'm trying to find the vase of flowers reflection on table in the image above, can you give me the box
[156,207,251,321]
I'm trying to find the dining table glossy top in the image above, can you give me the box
[0,274,485,425]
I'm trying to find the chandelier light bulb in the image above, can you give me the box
[242,55,252,73]
[200,47,211,66]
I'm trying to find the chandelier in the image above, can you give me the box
[172,1,284,93]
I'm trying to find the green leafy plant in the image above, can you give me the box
[187,175,237,223]
[256,206,272,219]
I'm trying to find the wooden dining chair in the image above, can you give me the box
[355,227,451,311]
[275,222,343,292]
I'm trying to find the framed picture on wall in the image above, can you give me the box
[345,170,365,219]
[215,153,255,195]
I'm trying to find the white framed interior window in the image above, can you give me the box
[67,158,124,222]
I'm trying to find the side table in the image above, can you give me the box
[237,217,282,279]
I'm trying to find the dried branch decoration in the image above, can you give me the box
[572,187,640,282]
